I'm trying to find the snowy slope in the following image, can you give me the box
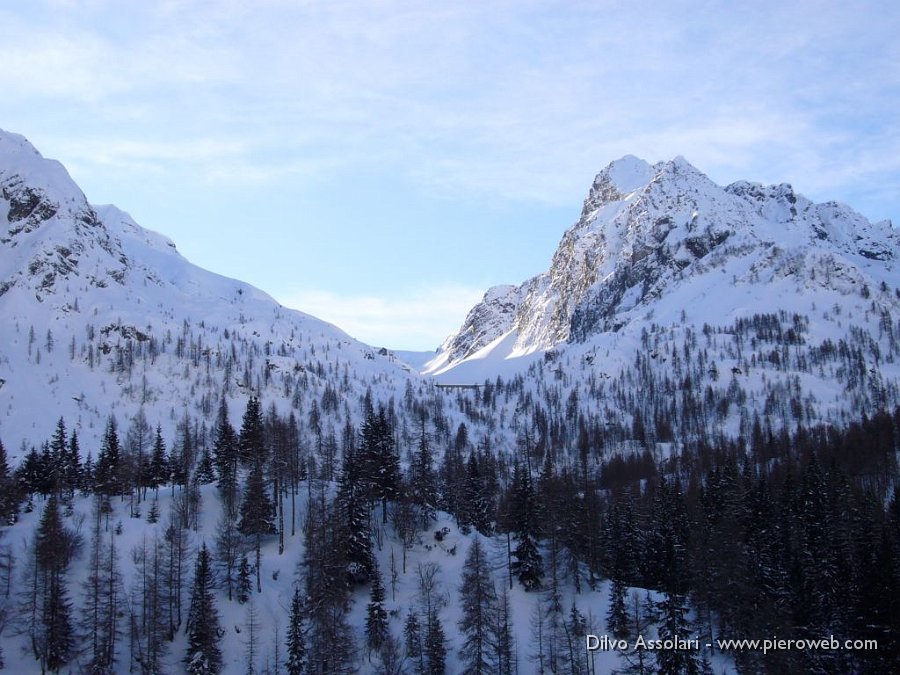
[0,129,413,457]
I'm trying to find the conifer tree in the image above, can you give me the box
[509,461,543,590]
[285,585,307,675]
[147,425,168,494]
[655,590,699,675]
[163,516,190,639]
[461,453,492,535]
[618,591,653,675]
[564,603,587,675]
[34,496,77,673]
[302,493,355,674]
[408,413,438,528]
[185,543,222,674]
[336,442,374,584]
[213,400,239,515]
[127,408,151,504]
[49,417,67,497]
[360,405,401,524]
[366,563,388,657]
[65,430,82,498]
[239,396,265,467]
[425,608,447,675]
[0,438,19,523]
[215,512,241,601]
[607,576,629,638]
[237,555,252,604]
[458,537,496,674]
[17,445,46,501]
[169,420,191,489]
[194,443,217,485]
[415,561,447,674]
[404,611,424,674]
[239,462,275,592]
[147,496,160,524]
[95,417,124,498]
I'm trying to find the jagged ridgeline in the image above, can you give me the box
[1,130,898,673]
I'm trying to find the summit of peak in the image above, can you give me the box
[602,155,654,194]
[0,129,89,213]
[580,155,654,218]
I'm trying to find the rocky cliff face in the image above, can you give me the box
[436,154,898,366]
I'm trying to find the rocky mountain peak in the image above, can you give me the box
[0,131,138,300]
[432,155,899,374]
[579,154,654,219]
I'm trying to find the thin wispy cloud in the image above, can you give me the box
[4,1,897,211]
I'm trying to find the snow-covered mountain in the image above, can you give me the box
[0,129,411,456]
[2,133,899,675]
[428,154,900,384]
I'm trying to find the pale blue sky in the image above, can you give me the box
[2,1,898,350]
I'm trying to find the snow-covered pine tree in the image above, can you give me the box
[458,536,496,674]
[336,440,374,585]
[236,554,252,604]
[408,412,438,529]
[285,585,307,675]
[34,495,77,673]
[461,453,492,536]
[365,562,388,657]
[302,492,355,673]
[509,460,543,591]
[607,576,628,638]
[126,408,151,505]
[95,417,125,498]
[194,443,217,485]
[0,438,18,524]
[404,611,424,674]
[654,590,698,675]
[48,417,67,498]
[360,405,401,525]
[65,429,82,500]
[415,561,447,675]
[184,543,222,675]
[239,461,275,593]
[238,396,265,467]
[425,607,447,675]
[213,400,239,516]
[146,424,169,495]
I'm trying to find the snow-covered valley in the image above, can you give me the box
[1,130,899,674]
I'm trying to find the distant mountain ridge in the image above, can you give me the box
[428,154,899,376]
